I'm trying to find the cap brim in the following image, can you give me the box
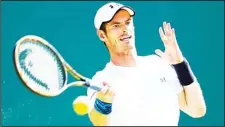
[105,6,135,23]
[121,6,135,17]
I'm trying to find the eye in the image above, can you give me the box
[113,24,120,28]
[126,21,131,25]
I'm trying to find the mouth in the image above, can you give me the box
[119,35,132,43]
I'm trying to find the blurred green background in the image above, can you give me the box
[1,1,224,126]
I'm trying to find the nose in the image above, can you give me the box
[122,29,128,34]
[121,25,129,34]
[121,23,134,34]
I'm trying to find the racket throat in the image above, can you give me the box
[82,80,101,91]
[83,80,91,87]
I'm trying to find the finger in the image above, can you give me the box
[163,21,170,36]
[163,21,167,31]
[168,23,171,32]
[110,87,116,96]
[102,81,109,86]
[163,22,167,35]
[155,49,164,58]
[106,87,115,96]
[159,27,168,45]
[159,27,166,40]
[101,82,114,95]
[172,28,176,39]
[171,28,179,47]
[105,87,115,99]
[167,23,173,36]
[104,87,111,95]
[101,85,108,94]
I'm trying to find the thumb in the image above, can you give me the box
[101,81,110,94]
[102,81,110,87]
[155,49,164,58]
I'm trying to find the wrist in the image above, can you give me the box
[172,58,196,86]
[94,98,112,115]
[172,55,184,64]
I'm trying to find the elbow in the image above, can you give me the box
[189,105,207,118]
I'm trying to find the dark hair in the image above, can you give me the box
[99,21,109,48]
[99,21,109,34]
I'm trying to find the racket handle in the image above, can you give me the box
[89,85,101,91]
[84,80,101,91]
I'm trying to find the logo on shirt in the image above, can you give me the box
[160,77,166,83]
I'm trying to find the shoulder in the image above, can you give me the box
[92,70,105,81]
[139,54,162,62]
[87,63,113,96]
[139,54,167,66]
[143,54,160,60]
[91,63,112,81]
[89,62,114,89]
[140,54,175,73]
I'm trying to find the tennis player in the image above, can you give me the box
[87,2,206,126]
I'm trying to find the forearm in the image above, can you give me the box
[88,96,112,126]
[88,108,110,126]
[173,59,206,117]
[182,81,206,117]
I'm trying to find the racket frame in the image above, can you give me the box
[13,35,99,97]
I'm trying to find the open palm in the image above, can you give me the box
[155,22,184,65]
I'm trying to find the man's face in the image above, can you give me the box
[101,9,135,56]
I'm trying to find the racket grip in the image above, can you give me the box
[83,79,101,92]
[89,85,101,92]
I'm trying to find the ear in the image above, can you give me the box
[97,30,107,42]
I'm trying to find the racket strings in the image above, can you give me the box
[19,48,50,90]
[18,40,66,93]
[35,41,66,90]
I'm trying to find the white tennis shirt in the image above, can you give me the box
[87,55,183,126]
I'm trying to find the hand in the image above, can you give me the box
[96,81,115,103]
[155,21,184,65]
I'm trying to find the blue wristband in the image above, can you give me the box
[94,98,112,115]
[172,59,195,86]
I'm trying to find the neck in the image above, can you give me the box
[110,49,138,67]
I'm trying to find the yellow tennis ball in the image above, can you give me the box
[72,96,90,116]
[73,102,89,115]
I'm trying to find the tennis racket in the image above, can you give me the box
[13,35,101,97]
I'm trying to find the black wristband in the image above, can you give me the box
[172,59,195,86]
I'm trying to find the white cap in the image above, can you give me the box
[94,2,135,30]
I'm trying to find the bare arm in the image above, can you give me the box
[178,81,206,118]
[88,82,114,126]
[88,108,110,126]
[156,21,206,118]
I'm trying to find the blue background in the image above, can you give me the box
[1,1,224,126]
